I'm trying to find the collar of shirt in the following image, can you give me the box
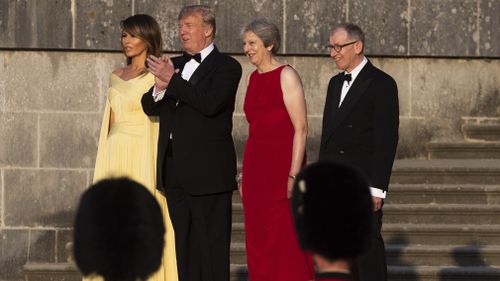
[344,56,368,86]
[198,43,215,62]
[339,56,368,107]
[181,43,215,81]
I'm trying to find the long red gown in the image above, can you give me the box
[242,65,315,281]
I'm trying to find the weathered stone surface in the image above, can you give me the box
[293,56,339,115]
[232,114,248,165]
[233,55,256,114]
[0,112,37,167]
[350,0,408,56]
[371,58,410,117]
[0,0,72,48]
[135,0,199,52]
[285,0,346,54]
[75,0,132,50]
[0,170,3,226]
[397,117,462,159]
[39,113,100,169]
[410,0,478,56]
[411,59,500,118]
[4,169,88,227]
[0,229,29,279]
[56,230,74,263]
[4,52,120,112]
[203,0,284,53]
[0,0,10,47]
[306,115,322,162]
[0,54,5,111]
[29,230,56,263]
[480,0,500,56]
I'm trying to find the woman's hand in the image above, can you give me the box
[287,178,294,199]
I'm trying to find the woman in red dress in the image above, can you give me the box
[240,17,314,281]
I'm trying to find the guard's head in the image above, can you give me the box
[291,161,373,262]
[73,178,165,281]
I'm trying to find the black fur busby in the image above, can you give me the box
[73,178,165,281]
[291,161,374,261]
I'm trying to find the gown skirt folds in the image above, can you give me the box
[242,65,315,281]
[89,72,178,281]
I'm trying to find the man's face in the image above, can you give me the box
[178,13,213,54]
[329,28,362,72]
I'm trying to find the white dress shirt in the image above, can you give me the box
[339,56,368,107]
[153,43,215,102]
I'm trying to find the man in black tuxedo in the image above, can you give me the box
[319,23,399,281]
[141,5,242,281]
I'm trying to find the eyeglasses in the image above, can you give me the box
[325,40,358,52]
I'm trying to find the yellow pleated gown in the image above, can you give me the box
[88,72,178,281]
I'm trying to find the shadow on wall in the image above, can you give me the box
[233,266,248,281]
[385,234,419,281]
[438,243,500,281]
[0,231,28,280]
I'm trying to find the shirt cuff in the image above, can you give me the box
[152,86,166,102]
[370,187,386,199]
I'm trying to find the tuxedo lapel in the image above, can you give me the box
[330,62,375,132]
[321,76,343,146]
[188,47,220,85]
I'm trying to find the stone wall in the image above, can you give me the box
[1,0,499,280]
[1,51,499,279]
[1,0,499,57]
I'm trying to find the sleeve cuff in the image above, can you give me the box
[370,187,386,199]
[152,86,166,102]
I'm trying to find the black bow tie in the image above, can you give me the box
[342,73,352,83]
[183,52,202,63]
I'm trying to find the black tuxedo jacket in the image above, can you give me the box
[319,61,399,192]
[142,46,242,195]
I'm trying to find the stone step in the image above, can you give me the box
[230,264,248,281]
[231,222,245,243]
[386,244,500,267]
[231,264,500,281]
[230,242,500,268]
[230,242,247,264]
[382,224,500,245]
[24,263,81,281]
[232,203,243,223]
[386,184,500,204]
[463,123,500,141]
[391,159,500,184]
[24,262,500,281]
[388,265,500,281]
[427,141,500,159]
[383,204,500,224]
[232,191,241,204]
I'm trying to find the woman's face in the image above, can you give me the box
[121,30,148,59]
[242,31,271,67]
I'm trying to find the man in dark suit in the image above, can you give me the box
[141,5,242,281]
[319,23,399,281]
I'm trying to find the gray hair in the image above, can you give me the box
[241,17,281,54]
[178,5,216,39]
[331,23,365,51]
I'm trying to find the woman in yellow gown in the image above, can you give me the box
[90,14,177,281]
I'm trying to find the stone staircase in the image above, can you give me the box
[384,106,500,281]
[23,108,500,281]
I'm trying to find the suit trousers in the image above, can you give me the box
[163,144,232,281]
[351,210,387,281]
